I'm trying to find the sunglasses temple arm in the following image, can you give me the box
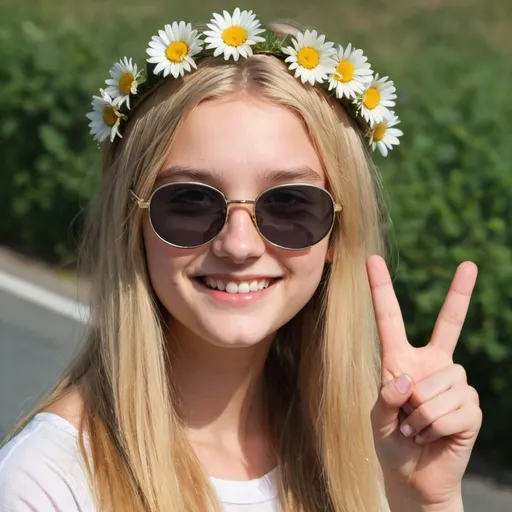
[130,190,150,209]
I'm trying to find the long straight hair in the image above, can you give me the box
[5,39,389,511]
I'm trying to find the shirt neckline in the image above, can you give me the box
[33,412,278,504]
[210,466,278,504]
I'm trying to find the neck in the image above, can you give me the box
[167,319,275,444]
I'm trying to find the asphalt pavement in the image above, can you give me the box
[0,247,511,511]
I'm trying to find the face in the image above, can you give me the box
[142,93,330,348]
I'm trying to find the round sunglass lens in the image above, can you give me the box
[255,185,335,249]
[149,183,226,247]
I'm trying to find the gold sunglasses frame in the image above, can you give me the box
[131,181,343,251]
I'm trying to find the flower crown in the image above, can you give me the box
[86,8,403,157]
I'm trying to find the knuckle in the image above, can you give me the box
[467,386,480,406]
[428,420,445,438]
[452,363,467,383]
[412,403,434,428]
[470,403,483,423]
[440,307,465,327]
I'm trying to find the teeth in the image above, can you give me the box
[203,278,272,294]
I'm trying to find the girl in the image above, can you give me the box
[0,9,482,512]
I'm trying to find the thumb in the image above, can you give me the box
[371,374,414,435]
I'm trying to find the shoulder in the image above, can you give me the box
[0,412,95,511]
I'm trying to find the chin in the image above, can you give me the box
[196,318,277,349]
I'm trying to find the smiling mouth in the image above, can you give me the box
[196,277,280,294]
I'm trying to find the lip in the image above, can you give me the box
[194,274,282,282]
[192,276,279,304]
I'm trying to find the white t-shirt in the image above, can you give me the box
[0,413,279,511]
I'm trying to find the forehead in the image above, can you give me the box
[157,94,326,189]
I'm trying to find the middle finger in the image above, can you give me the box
[407,364,468,410]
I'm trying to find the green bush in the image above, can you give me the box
[383,44,512,462]
[0,17,101,262]
[0,12,511,466]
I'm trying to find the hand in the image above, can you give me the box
[367,255,482,509]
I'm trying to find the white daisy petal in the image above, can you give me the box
[232,7,241,25]
[146,22,203,78]
[85,90,123,143]
[146,48,164,57]
[171,64,180,79]
[368,112,403,156]
[376,142,388,157]
[184,56,197,69]
[158,29,170,46]
[103,57,141,109]
[213,45,225,57]
[387,128,404,138]
[153,60,170,75]
[281,29,336,85]
[204,8,266,61]
[356,74,398,125]
[147,56,165,65]
[328,44,374,100]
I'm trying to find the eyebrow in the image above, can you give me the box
[155,166,219,185]
[155,165,324,186]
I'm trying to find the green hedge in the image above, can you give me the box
[1,13,511,465]
[383,45,512,462]
[0,18,101,262]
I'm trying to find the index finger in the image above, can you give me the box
[366,255,408,354]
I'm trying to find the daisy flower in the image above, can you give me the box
[328,43,373,100]
[146,21,203,78]
[85,90,123,143]
[357,74,397,125]
[369,112,403,157]
[104,57,141,109]
[281,30,337,86]
[203,8,266,61]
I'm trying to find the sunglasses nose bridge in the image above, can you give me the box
[224,199,258,227]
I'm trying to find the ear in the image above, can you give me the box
[325,245,333,263]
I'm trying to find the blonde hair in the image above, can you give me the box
[6,30,389,512]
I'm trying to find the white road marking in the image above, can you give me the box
[0,270,90,324]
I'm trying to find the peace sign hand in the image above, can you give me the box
[367,256,482,510]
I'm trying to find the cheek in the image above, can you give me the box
[276,240,329,289]
[142,217,189,291]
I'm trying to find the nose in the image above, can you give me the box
[210,205,266,264]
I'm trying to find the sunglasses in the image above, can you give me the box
[131,182,342,251]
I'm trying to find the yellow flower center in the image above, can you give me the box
[335,59,354,83]
[363,87,381,110]
[102,106,118,127]
[297,47,320,70]
[222,26,248,47]
[372,122,387,142]
[118,72,134,94]
[165,41,189,63]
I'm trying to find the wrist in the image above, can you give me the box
[389,500,463,512]
[418,497,463,512]
[385,483,463,512]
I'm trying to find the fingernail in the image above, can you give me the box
[400,423,414,437]
[395,375,411,395]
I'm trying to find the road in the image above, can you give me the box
[1,268,512,510]
[0,286,86,439]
